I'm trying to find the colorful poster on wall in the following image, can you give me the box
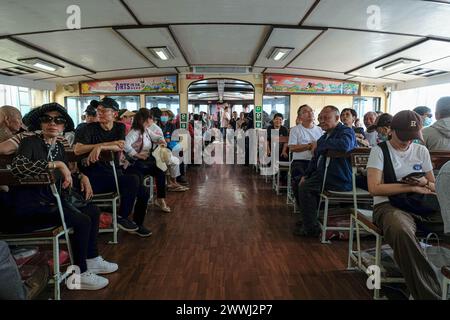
[264,74,360,95]
[79,75,178,94]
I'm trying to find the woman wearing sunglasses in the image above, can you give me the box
[9,103,118,291]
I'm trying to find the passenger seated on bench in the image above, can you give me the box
[8,103,118,290]
[0,105,22,142]
[367,110,443,300]
[294,105,357,237]
[340,108,369,148]
[0,107,73,155]
[288,104,323,213]
[158,109,189,185]
[124,108,171,213]
[73,97,151,237]
[267,113,289,161]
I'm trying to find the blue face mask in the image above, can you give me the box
[378,133,389,142]
[161,116,169,123]
[423,117,432,127]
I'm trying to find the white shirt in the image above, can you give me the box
[148,123,164,140]
[125,124,164,157]
[221,111,230,128]
[367,141,433,205]
[288,124,324,160]
[124,129,153,157]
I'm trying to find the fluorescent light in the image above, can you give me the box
[18,58,62,72]
[273,51,286,61]
[267,47,294,61]
[155,50,168,60]
[376,58,420,72]
[33,62,57,71]
[147,47,173,60]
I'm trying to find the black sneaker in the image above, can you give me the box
[117,217,139,232]
[293,227,320,237]
[133,226,152,237]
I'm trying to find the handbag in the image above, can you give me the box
[62,187,89,209]
[60,175,90,214]
[125,132,157,171]
[379,141,440,215]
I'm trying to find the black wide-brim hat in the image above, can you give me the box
[26,102,75,132]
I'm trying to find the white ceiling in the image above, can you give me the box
[264,68,354,80]
[346,76,400,85]
[90,67,178,79]
[125,0,315,25]
[304,0,450,39]
[37,75,94,84]
[0,0,449,86]
[0,0,137,36]
[171,25,271,65]
[116,28,188,67]
[288,29,421,72]
[0,38,90,77]
[254,28,322,68]
[413,55,450,72]
[17,29,151,71]
[349,40,450,78]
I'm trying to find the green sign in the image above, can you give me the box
[180,113,188,122]
[255,105,262,113]
[256,122,262,129]
[180,123,187,129]
[255,112,262,121]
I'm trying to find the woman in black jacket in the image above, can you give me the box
[10,103,118,291]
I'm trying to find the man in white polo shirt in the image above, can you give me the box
[288,105,323,227]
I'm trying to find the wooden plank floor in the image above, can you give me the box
[62,164,372,300]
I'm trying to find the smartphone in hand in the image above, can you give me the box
[401,172,426,182]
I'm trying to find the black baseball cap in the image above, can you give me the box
[98,97,119,111]
[85,100,98,116]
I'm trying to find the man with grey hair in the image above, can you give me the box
[363,111,378,146]
[294,105,357,236]
[422,97,450,151]
[0,105,22,142]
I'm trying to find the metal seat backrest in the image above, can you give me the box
[430,151,450,171]
[350,148,371,216]
[320,149,350,195]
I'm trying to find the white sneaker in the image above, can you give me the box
[77,271,109,290]
[86,256,118,274]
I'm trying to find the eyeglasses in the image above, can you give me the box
[39,115,67,125]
